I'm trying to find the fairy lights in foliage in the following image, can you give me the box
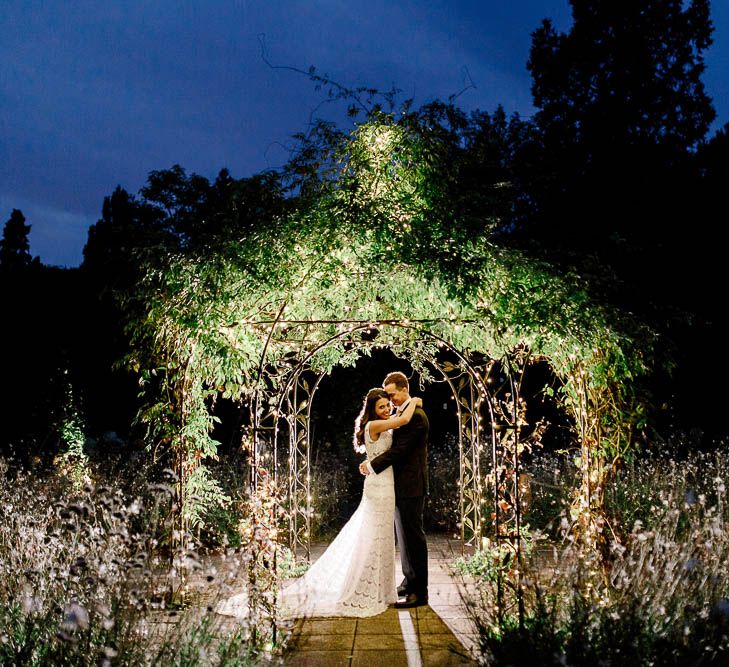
[122,116,657,554]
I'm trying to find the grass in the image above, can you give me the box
[4,437,729,665]
[457,446,729,665]
[0,455,284,666]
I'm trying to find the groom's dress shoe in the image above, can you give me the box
[394,593,428,608]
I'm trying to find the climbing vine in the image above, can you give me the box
[120,111,657,556]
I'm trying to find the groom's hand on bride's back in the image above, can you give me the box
[359,461,371,475]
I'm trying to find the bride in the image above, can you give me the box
[217,388,422,619]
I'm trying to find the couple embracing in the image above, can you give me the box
[218,371,429,619]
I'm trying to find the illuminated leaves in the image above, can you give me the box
[121,113,657,541]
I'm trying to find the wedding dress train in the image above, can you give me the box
[217,423,396,618]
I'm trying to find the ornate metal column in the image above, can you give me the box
[286,370,322,561]
[484,346,533,630]
[451,372,483,548]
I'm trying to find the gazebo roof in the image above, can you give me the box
[129,116,654,433]
[144,220,648,398]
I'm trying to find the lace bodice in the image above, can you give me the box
[365,422,393,458]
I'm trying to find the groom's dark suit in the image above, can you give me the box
[370,402,429,599]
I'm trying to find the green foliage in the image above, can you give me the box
[452,524,544,582]
[425,434,461,533]
[184,464,232,532]
[0,457,281,665]
[477,605,566,666]
[604,444,727,540]
[55,382,92,491]
[152,614,275,667]
[118,105,657,536]
[521,0,717,297]
[275,545,310,580]
[520,454,576,535]
[307,456,357,541]
[529,0,714,156]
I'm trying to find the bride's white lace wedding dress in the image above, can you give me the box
[217,423,396,618]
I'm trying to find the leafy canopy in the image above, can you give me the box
[126,111,653,410]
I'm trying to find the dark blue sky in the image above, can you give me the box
[2,1,727,267]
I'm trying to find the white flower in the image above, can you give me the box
[21,595,41,616]
[62,602,90,631]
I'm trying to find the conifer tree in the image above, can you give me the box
[0,209,33,269]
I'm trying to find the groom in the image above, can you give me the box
[359,371,429,608]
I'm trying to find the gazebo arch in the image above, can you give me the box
[129,232,649,554]
[247,317,540,580]
[124,115,654,627]
[255,322,484,553]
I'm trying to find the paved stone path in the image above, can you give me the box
[282,536,479,666]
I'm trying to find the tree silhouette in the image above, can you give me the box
[523,0,715,256]
[0,209,33,269]
[82,185,168,284]
[135,165,289,253]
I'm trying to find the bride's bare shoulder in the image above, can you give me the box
[366,420,384,440]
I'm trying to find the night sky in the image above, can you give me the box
[2,1,728,267]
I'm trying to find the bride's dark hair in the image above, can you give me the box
[353,388,390,454]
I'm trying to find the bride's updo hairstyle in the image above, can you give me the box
[353,388,390,453]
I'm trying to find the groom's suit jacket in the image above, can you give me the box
[370,405,429,499]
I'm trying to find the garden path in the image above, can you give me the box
[186,536,479,664]
[282,535,479,666]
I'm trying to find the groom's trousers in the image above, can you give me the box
[394,495,428,597]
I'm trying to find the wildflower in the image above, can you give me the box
[129,498,143,514]
[21,595,41,615]
[56,630,77,643]
[62,602,90,631]
[68,503,89,517]
[183,554,202,570]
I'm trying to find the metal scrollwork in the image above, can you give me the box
[249,321,531,586]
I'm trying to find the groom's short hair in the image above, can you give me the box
[383,371,408,390]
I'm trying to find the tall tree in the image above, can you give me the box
[82,185,169,283]
[523,0,715,255]
[138,165,289,252]
[0,209,33,269]
[523,0,723,436]
[81,186,171,435]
